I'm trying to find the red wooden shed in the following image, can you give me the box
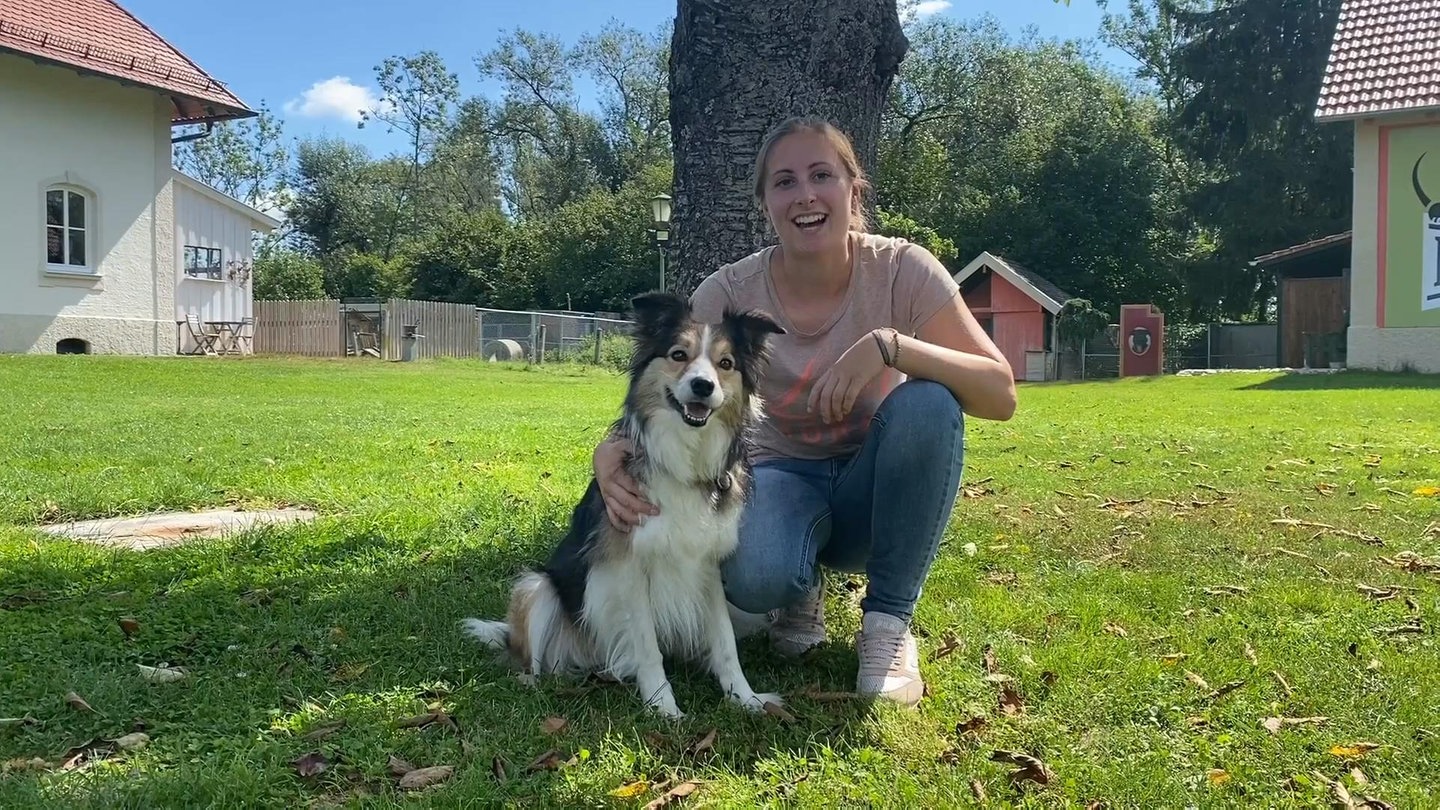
[953,252,1073,381]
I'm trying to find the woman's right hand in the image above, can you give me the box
[593,435,658,532]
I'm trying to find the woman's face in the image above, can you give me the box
[761,130,856,257]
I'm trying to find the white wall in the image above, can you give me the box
[0,54,174,355]
[174,176,257,332]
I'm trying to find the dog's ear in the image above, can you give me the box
[630,291,689,337]
[724,308,786,362]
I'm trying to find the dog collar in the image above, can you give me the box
[715,473,732,493]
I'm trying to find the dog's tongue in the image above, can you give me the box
[684,402,711,420]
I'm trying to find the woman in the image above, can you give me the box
[593,116,1017,706]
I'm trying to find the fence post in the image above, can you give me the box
[594,327,603,364]
[1207,323,1213,369]
[536,323,547,364]
[1081,337,1088,380]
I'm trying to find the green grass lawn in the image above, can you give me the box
[2,355,1438,808]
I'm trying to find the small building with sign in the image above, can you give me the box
[1316,0,1440,372]
[953,251,1072,382]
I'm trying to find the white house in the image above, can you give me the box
[0,0,274,356]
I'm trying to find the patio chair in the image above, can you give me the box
[184,314,220,355]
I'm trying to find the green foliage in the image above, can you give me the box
[875,208,958,262]
[1055,298,1110,350]
[324,252,411,300]
[251,243,324,301]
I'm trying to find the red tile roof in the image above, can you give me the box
[0,0,252,124]
[1250,231,1352,267]
[1316,0,1440,121]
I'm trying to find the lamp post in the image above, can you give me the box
[649,192,672,292]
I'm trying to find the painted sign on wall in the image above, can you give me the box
[1381,124,1440,327]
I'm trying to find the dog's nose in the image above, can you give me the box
[690,378,714,398]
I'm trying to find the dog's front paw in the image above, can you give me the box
[651,700,686,720]
[732,691,785,713]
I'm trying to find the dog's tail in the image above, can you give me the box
[461,571,591,677]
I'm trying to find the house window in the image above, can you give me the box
[184,245,223,280]
[46,187,89,270]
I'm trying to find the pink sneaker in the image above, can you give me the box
[767,578,826,657]
[854,611,923,707]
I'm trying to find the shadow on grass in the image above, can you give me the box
[1235,369,1440,391]
[0,512,890,807]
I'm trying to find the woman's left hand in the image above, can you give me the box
[807,329,891,424]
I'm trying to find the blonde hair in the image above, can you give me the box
[752,115,871,232]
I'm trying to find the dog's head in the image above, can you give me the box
[627,291,785,430]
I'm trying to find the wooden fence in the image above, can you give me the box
[381,298,481,360]
[253,299,342,357]
[252,298,484,360]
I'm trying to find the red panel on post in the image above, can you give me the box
[1119,304,1164,377]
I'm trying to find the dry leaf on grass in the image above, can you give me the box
[490,756,507,782]
[540,716,568,735]
[990,750,1052,787]
[1185,671,1211,691]
[117,617,140,639]
[111,732,149,751]
[610,780,651,798]
[137,663,187,683]
[999,685,1025,716]
[525,749,575,772]
[398,765,454,790]
[1261,716,1327,734]
[957,716,989,736]
[930,633,961,661]
[387,754,416,776]
[970,779,988,802]
[291,751,328,778]
[302,719,347,741]
[1329,742,1383,759]
[763,701,797,724]
[1244,643,1258,665]
[64,691,95,713]
[1272,670,1294,696]
[1160,652,1188,665]
[684,728,717,758]
[395,711,459,732]
[981,644,999,674]
[1207,768,1231,785]
[1103,622,1128,638]
[644,780,701,809]
[1206,680,1244,701]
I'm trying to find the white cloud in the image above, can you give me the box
[283,76,379,123]
[900,0,952,24]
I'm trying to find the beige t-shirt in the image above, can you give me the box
[690,231,960,462]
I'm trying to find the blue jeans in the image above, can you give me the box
[722,379,966,623]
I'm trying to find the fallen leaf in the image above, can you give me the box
[1261,716,1327,734]
[956,716,988,735]
[136,664,186,683]
[388,754,416,776]
[1357,584,1399,601]
[1366,659,1383,671]
[643,780,700,809]
[1041,670,1059,687]
[1244,643,1258,665]
[1207,768,1231,785]
[117,617,140,639]
[1413,486,1440,498]
[490,755,507,782]
[763,701,797,723]
[1186,716,1209,729]
[329,661,372,682]
[1329,742,1382,759]
[291,751,328,778]
[611,779,651,798]
[112,732,149,751]
[982,644,999,674]
[1206,680,1245,701]
[930,633,961,661]
[396,711,458,732]
[970,779,988,802]
[1272,670,1294,696]
[999,685,1024,716]
[990,750,1052,787]
[525,750,569,772]
[540,716,568,735]
[684,728,717,758]
[0,716,38,729]
[399,765,454,790]
[64,691,94,713]
[1350,766,1369,785]
[302,719,347,741]
[1160,652,1188,665]
[1103,622,1128,638]
[1185,671,1212,691]
[1204,585,1249,596]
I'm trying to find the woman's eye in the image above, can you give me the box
[718,358,734,370]
[669,349,688,362]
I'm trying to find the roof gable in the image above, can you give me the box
[952,251,1073,314]
[1316,0,1440,121]
[0,0,252,124]
[172,170,282,232]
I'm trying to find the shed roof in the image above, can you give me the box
[1250,231,1353,267]
[0,0,253,125]
[1316,0,1440,121]
[953,251,1074,315]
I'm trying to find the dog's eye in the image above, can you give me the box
[717,357,734,370]
[669,349,688,362]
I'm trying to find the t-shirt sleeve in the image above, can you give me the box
[894,242,961,334]
[689,271,732,323]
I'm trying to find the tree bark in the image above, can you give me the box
[667,0,909,295]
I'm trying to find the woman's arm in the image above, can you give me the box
[890,293,1018,421]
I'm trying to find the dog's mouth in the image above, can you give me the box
[666,390,713,428]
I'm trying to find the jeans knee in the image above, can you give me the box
[722,562,813,614]
[883,379,963,430]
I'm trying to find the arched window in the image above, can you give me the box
[46,186,90,270]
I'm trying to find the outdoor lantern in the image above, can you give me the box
[651,193,672,240]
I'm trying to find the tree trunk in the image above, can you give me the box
[667,0,909,295]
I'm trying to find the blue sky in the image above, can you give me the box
[124,0,1130,156]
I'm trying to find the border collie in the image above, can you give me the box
[463,291,786,718]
